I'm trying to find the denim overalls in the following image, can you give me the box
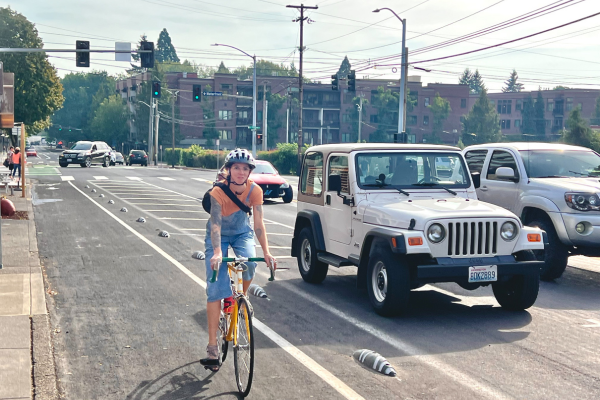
[204,184,257,302]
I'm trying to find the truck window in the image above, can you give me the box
[487,150,520,180]
[464,150,488,173]
[301,152,323,196]
[328,155,349,194]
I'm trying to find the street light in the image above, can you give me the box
[373,8,407,142]
[212,43,257,157]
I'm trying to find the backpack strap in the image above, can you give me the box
[215,182,252,215]
[245,183,256,203]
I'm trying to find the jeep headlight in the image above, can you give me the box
[427,223,445,243]
[280,182,290,189]
[500,221,518,241]
[565,192,600,211]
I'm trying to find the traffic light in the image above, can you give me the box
[76,40,90,68]
[331,74,339,91]
[394,132,407,143]
[348,70,356,92]
[152,81,161,98]
[140,41,155,69]
[193,85,201,102]
[256,133,263,145]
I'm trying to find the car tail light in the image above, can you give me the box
[144,155,148,158]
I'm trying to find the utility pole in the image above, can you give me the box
[264,100,268,151]
[287,3,318,175]
[171,91,178,167]
[263,83,268,151]
[357,96,363,143]
[148,98,154,161]
[154,103,159,166]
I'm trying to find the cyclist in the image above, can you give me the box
[200,148,277,371]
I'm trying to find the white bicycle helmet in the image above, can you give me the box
[224,148,256,170]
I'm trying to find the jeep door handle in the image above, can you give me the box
[326,194,331,205]
[480,186,488,191]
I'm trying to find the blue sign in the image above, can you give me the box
[203,91,223,96]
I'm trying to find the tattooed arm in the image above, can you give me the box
[209,196,223,270]
[253,204,277,270]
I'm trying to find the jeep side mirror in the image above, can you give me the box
[328,174,342,193]
[496,167,518,182]
[471,172,481,189]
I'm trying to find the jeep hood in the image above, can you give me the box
[362,197,516,230]
[529,177,600,192]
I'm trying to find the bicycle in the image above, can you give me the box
[207,256,275,397]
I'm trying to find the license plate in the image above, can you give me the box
[66,159,72,162]
[468,265,497,283]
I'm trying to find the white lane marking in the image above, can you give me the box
[125,199,198,202]
[93,176,109,180]
[158,217,208,221]
[157,177,175,181]
[192,178,212,183]
[68,180,365,400]
[123,203,202,206]
[42,154,51,159]
[283,282,510,400]
[180,228,206,231]
[127,177,143,181]
[582,319,600,328]
[144,210,204,213]
[60,176,75,181]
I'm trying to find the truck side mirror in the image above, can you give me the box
[471,172,481,189]
[328,174,342,193]
[496,167,518,182]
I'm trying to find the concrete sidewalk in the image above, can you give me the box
[0,185,58,399]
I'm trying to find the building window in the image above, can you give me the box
[342,133,351,143]
[369,115,378,123]
[344,91,354,104]
[500,119,511,129]
[221,84,233,95]
[514,119,521,128]
[257,111,263,121]
[218,130,232,140]
[566,97,574,111]
[547,99,554,112]
[219,110,233,120]
[424,97,430,107]
[407,115,417,126]
[342,114,351,123]
[238,110,248,119]
[497,100,512,114]
[461,98,467,108]
[490,100,495,106]
[408,91,418,109]
[516,99,522,111]
[578,103,583,109]
[545,120,552,128]
[407,134,416,144]
[423,115,429,126]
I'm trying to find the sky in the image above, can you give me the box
[9,0,600,92]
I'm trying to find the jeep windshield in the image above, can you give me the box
[356,152,470,189]
[70,142,92,151]
[520,150,600,178]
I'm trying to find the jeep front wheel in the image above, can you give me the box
[296,227,328,283]
[492,250,539,311]
[367,249,410,317]
[528,218,568,280]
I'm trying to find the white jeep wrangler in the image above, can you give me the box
[291,144,546,316]
[464,142,600,280]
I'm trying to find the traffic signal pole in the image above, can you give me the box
[148,98,154,162]
[154,103,160,166]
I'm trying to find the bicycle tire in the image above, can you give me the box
[219,313,229,363]
[234,297,254,397]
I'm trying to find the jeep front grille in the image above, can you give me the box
[447,221,498,256]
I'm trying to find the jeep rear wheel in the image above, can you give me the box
[296,227,328,284]
[367,248,410,317]
[528,218,568,280]
[492,250,539,311]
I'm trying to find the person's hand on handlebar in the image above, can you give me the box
[264,253,277,272]
[210,250,223,271]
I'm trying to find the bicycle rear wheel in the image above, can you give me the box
[234,297,254,397]
[218,313,229,363]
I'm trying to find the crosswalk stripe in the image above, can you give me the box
[93,176,109,180]
[60,176,75,181]
[127,177,143,181]
[157,177,175,181]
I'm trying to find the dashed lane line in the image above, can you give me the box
[93,176,109,180]
[68,180,365,400]
[144,210,204,213]
[60,176,75,181]
[127,177,143,181]
[157,177,176,181]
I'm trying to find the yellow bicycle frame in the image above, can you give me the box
[224,262,251,345]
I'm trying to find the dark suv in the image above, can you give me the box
[59,141,112,168]
[128,150,148,166]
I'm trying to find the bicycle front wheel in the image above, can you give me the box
[234,297,254,397]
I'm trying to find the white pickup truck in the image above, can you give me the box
[464,142,600,280]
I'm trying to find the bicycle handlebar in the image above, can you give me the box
[209,257,275,283]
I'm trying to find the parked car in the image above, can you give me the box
[215,160,293,203]
[110,152,125,166]
[26,147,37,157]
[292,143,545,316]
[127,150,148,166]
[59,141,112,168]
[464,142,600,280]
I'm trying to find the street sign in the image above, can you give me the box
[248,126,261,130]
[11,127,20,136]
[203,91,223,96]
[216,139,220,146]
[115,42,131,62]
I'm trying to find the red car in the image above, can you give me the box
[26,147,37,157]
[216,160,294,203]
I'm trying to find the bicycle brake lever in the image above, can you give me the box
[210,269,217,283]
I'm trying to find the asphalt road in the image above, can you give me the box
[30,147,600,399]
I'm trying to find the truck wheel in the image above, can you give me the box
[367,249,410,317]
[528,218,568,280]
[492,250,539,311]
[296,227,328,284]
[282,187,293,203]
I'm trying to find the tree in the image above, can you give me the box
[534,89,546,137]
[232,60,299,80]
[216,62,230,74]
[591,96,600,125]
[89,95,129,145]
[458,68,472,86]
[343,96,369,142]
[337,56,351,78]
[428,93,451,143]
[562,106,600,151]
[0,7,63,139]
[131,34,147,62]
[155,28,180,63]
[266,93,287,148]
[521,94,535,134]
[553,85,570,90]
[502,69,524,93]
[461,89,501,145]
[470,70,485,94]
[369,86,416,142]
